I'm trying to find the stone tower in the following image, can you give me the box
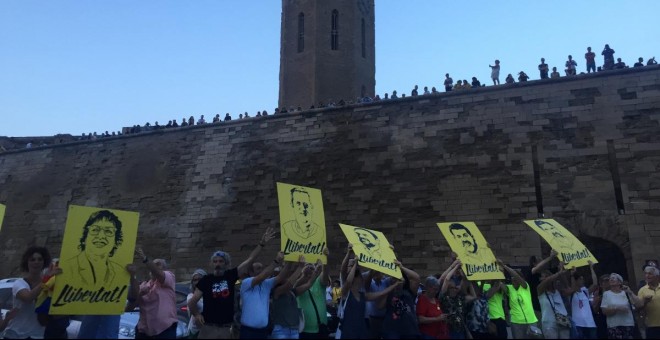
[279,0,375,110]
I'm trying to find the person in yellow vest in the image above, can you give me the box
[498,259,541,339]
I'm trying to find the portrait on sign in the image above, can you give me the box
[437,222,504,281]
[339,223,402,279]
[50,205,139,315]
[523,219,597,269]
[277,182,327,263]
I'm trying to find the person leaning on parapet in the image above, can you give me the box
[648,57,658,66]
[539,58,549,79]
[518,71,529,82]
[411,85,419,96]
[212,114,220,123]
[188,227,277,339]
[198,115,206,125]
[181,118,188,127]
[585,47,597,73]
[444,73,454,92]
[634,57,645,68]
[172,119,179,127]
[423,86,430,95]
[224,113,232,121]
[602,44,616,70]
[391,90,399,99]
[471,77,481,87]
[505,73,515,84]
[489,59,501,85]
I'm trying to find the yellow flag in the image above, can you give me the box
[50,205,139,315]
[338,223,402,279]
[277,182,327,264]
[0,204,5,231]
[523,219,598,269]
[437,222,504,281]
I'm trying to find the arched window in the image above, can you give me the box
[331,10,339,50]
[297,13,305,53]
[361,18,366,58]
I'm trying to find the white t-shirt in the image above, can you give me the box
[186,293,203,334]
[571,287,596,327]
[3,279,45,339]
[539,290,568,327]
[601,290,635,328]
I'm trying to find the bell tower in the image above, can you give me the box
[279,0,375,109]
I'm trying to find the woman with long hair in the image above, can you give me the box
[3,246,52,339]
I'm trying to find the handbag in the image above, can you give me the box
[517,295,543,339]
[308,290,329,337]
[545,292,571,328]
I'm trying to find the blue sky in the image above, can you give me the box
[1,1,659,137]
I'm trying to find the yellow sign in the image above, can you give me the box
[277,182,327,264]
[437,222,504,281]
[50,205,139,315]
[0,204,5,231]
[523,219,598,269]
[338,223,402,279]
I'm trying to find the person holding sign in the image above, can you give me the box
[188,227,277,339]
[498,259,541,339]
[337,257,402,339]
[380,259,422,339]
[3,246,52,339]
[439,260,477,339]
[537,263,572,339]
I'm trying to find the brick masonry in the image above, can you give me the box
[1,66,659,283]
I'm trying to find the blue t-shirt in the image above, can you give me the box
[240,277,276,328]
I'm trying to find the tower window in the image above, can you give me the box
[298,13,305,53]
[331,10,339,50]
[361,18,366,58]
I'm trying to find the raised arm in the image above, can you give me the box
[125,264,139,311]
[274,258,304,299]
[498,259,528,289]
[319,247,330,287]
[441,262,461,294]
[465,281,478,303]
[394,259,420,294]
[136,248,165,284]
[439,260,460,282]
[340,243,353,283]
[294,263,321,296]
[532,250,558,275]
[238,227,277,276]
[366,279,402,301]
[587,261,599,293]
[341,259,358,298]
[249,251,284,288]
[537,268,566,295]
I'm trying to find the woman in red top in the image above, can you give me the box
[417,276,449,339]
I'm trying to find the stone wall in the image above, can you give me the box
[1,66,659,282]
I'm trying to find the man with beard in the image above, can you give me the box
[282,188,324,241]
[188,227,277,339]
[533,220,576,255]
[449,223,487,263]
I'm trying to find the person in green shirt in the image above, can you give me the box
[482,281,508,338]
[498,259,541,339]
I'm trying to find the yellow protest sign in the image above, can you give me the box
[50,205,139,315]
[0,204,5,231]
[523,219,597,269]
[437,222,504,281]
[338,223,402,279]
[277,182,327,264]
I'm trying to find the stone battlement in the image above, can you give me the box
[1,66,659,282]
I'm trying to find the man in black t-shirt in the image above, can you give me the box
[188,227,277,339]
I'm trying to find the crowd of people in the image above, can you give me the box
[4,43,657,153]
[1,227,658,340]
